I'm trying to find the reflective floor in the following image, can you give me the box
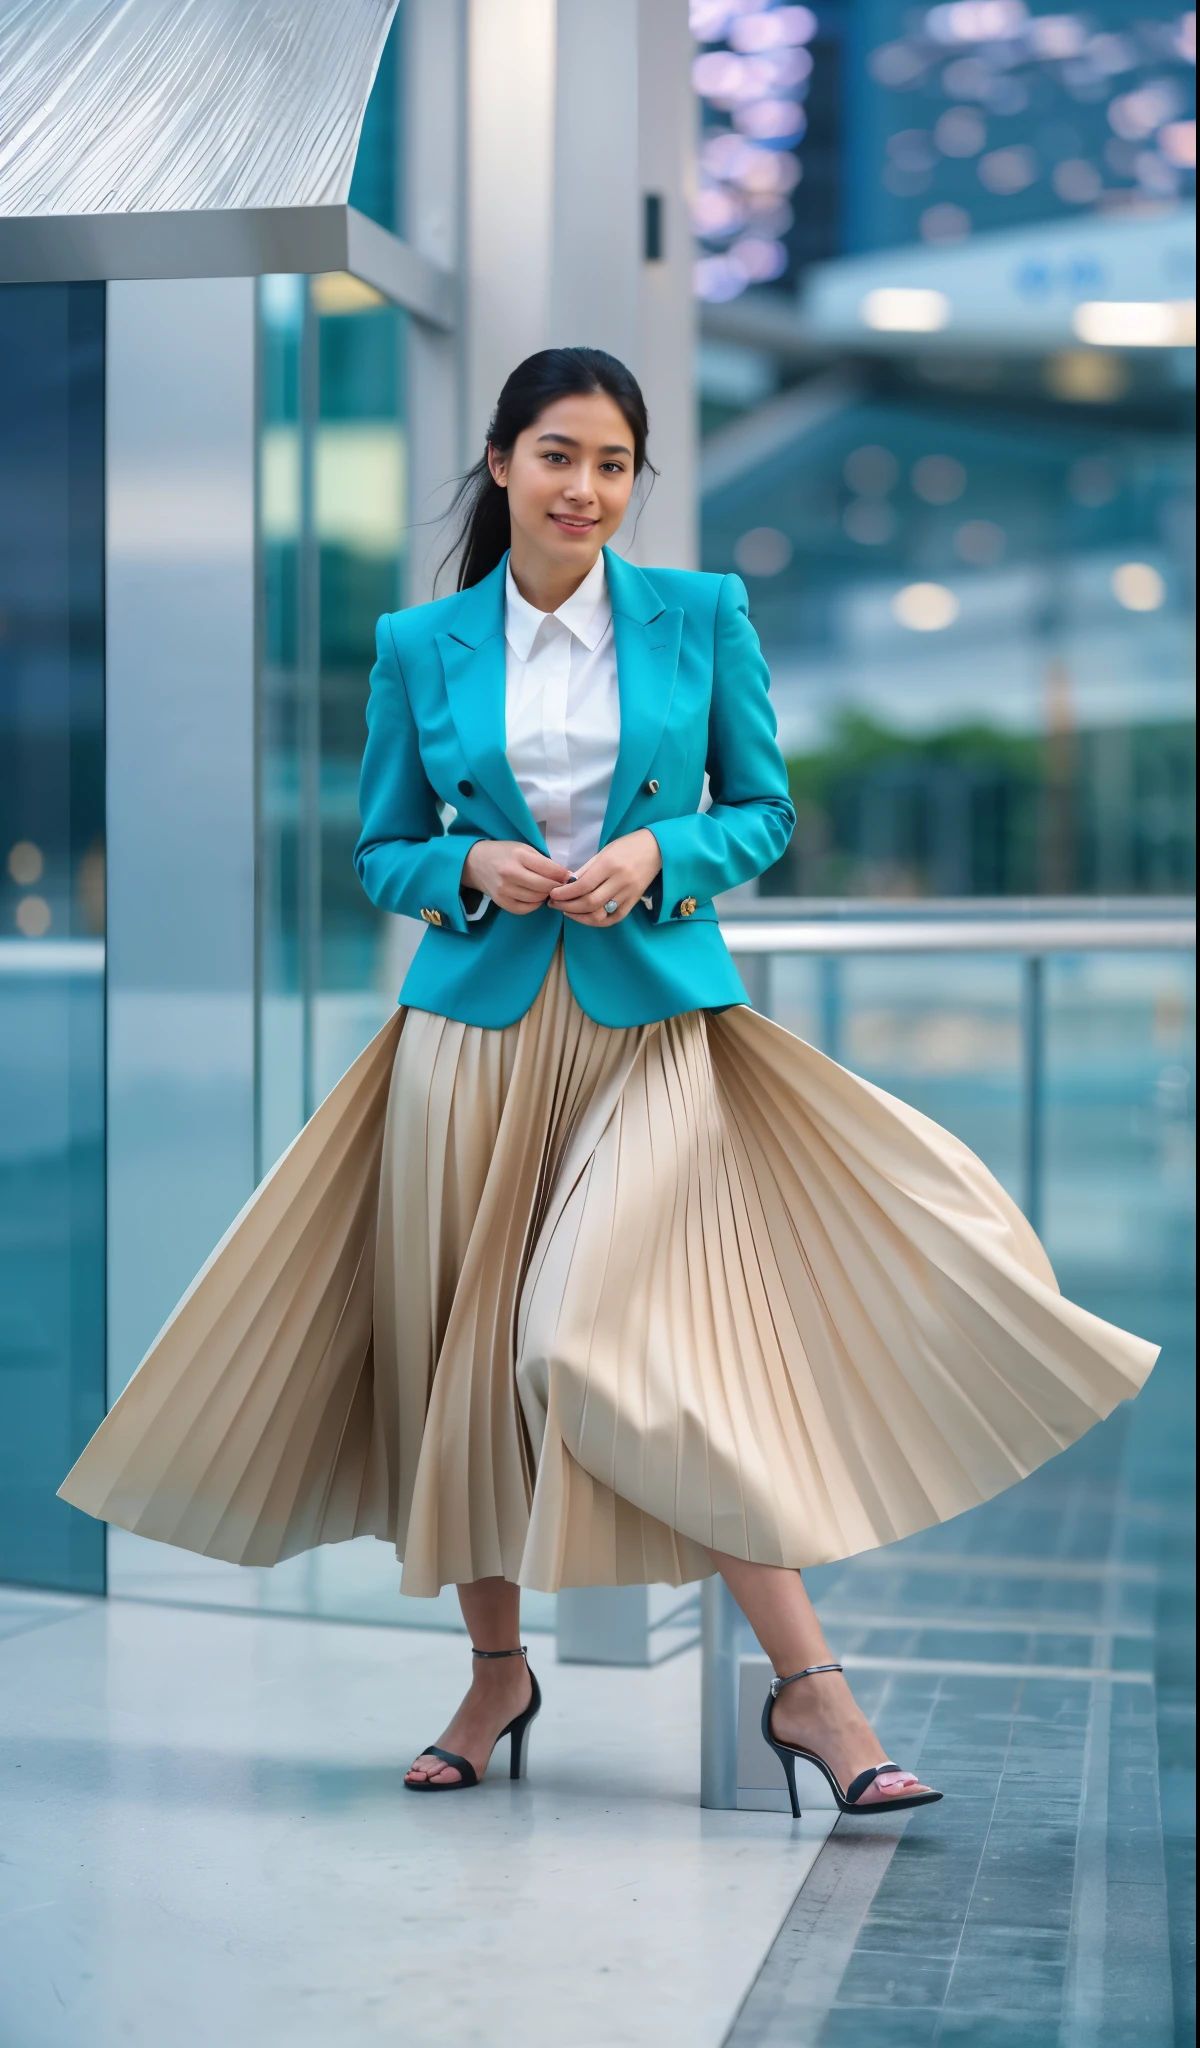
[729,1279,1195,2048]
[0,1589,832,2048]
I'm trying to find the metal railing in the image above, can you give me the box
[700,897,1196,1808]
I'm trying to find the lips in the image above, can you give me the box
[550,515,597,533]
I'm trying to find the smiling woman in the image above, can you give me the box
[61,345,1155,1825]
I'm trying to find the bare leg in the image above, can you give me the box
[710,1552,933,1805]
[404,1577,533,1787]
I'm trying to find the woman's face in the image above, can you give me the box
[488,391,637,573]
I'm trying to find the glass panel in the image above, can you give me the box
[0,283,106,1592]
[1043,951,1196,1297]
[257,273,413,1169]
[773,951,1025,1202]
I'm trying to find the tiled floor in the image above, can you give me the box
[726,1281,1195,2048]
[0,1595,831,2048]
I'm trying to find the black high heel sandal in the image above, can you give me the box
[761,1661,943,1821]
[405,1645,542,1792]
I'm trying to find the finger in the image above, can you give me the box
[548,872,616,904]
[518,851,572,882]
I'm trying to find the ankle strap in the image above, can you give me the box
[472,1645,527,1660]
[770,1661,842,1698]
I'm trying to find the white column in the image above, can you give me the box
[633,0,697,569]
[464,0,558,451]
[105,279,257,1399]
[550,0,640,361]
[461,0,697,570]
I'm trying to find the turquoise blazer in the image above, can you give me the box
[354,548,795,1029]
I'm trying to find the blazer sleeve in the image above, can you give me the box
[353,616,479,934]
[649,573,795,922]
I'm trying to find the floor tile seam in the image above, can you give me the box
[933,1666,1031,2045]
[1060,1475,1163,2048]
[838,1653,1153,1684]
[717,1822,849,2048]
[724,1678,945,2046]
[816,1610,1156,1640]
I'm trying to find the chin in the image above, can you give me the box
[547,522,602,546]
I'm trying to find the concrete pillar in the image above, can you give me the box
[463,0,696,568]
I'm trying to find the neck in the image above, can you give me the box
[507,535,601,615]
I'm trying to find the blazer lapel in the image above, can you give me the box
[436,559,548,852]
[600,549,683,845]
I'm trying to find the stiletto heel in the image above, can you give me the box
[406,1645,541,1793]
[761,1662,943,1819]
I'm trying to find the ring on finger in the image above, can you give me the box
[603,897,620,917]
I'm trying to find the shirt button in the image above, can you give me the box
[646,778,660,794]
[458,779,474,797]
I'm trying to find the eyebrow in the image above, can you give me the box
[536,431,633,457]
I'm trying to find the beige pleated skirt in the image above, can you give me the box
[60,946,1158,1594]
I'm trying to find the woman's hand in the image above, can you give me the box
[462,839,571,915]
[548,829,663,926]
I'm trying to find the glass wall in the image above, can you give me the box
[0,283,106,1592]
[257,273,411,1173]
[691,0,1196,899]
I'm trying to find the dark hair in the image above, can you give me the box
[442,347,653,591]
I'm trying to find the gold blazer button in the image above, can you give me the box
[646,778,660,794]
[679,896,697,918]
[421,907,443,926]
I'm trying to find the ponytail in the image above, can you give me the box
[440,346,652,591]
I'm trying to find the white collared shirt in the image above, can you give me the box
[502,552,620,874]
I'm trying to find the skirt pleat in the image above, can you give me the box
[60,947,1158,1593]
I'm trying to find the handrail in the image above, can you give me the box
[717,899,1196,955]
[1,907,1194,979]
[0,939,105,976]
[721,917,1195,954]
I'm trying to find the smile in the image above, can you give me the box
[550,514,597,532]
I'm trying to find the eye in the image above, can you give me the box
[543,451,569,464]
[601,461,627,474]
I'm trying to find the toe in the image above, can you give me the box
[406,1753,460,1785]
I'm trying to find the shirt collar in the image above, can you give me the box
[504,551,611,660]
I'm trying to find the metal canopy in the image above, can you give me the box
[0,0,453,324]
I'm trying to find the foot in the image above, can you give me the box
[768,1667,935,1806]
[404,1653,533,1787]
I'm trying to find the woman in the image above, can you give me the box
[61,348,1157,1817]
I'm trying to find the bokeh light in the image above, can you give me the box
[15,895,51,938]
[913,454,968,503]
[891,581,962,630]
[7,840,43,886]
[1111,561,1167,610]
[734,526,793,574]
[954,518,1007,564]
[845,445,900,495]
[861,287,953,331]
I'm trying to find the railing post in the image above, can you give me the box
[1022,953,1046,1236]
[700,1575,740,1809]
[819,953,842,1062]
